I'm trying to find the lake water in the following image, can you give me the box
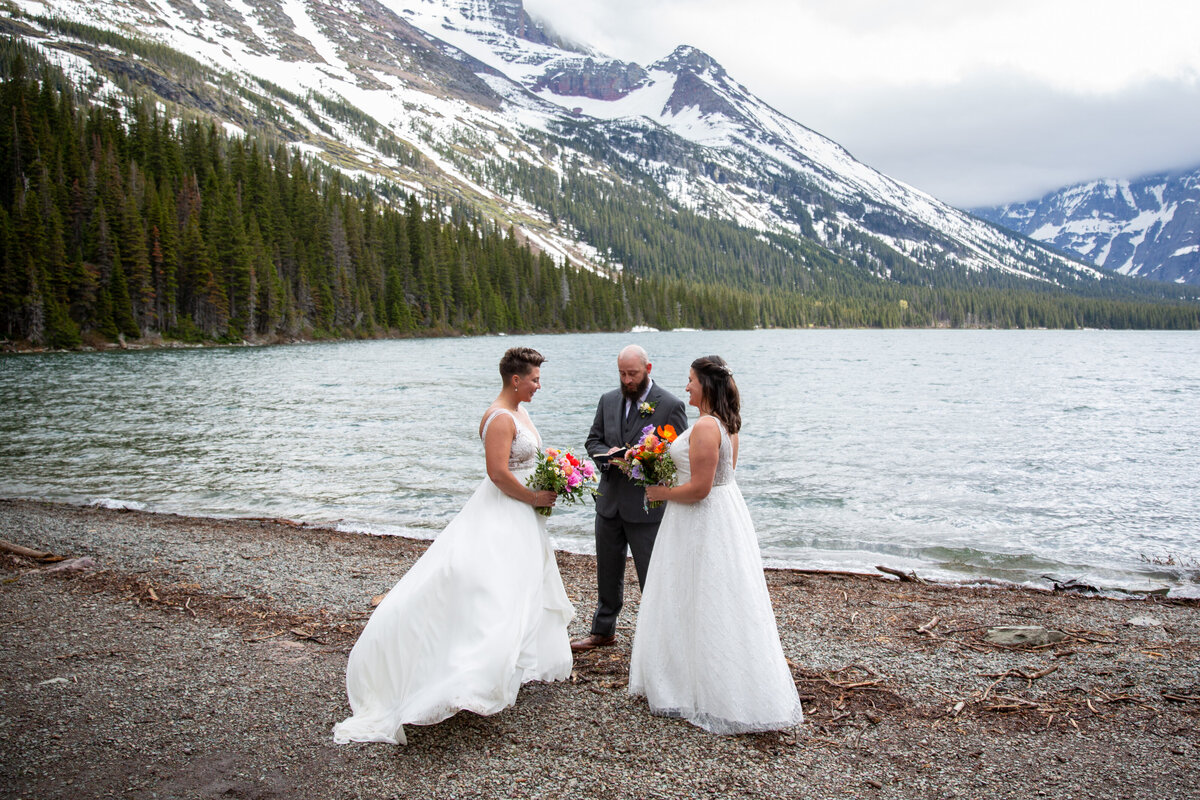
[2,330,1198,597]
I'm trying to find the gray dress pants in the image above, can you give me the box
[590,512,658,636]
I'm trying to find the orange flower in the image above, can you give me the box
[657,424,677,442]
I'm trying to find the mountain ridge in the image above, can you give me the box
[975,165,1200,287]
[4,0,1199,308]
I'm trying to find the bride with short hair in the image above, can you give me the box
[333,346,574,745]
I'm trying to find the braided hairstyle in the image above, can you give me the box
[691,355,741,434]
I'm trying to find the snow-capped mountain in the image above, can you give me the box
[3,0,1127,290]
[975,167,1200,287]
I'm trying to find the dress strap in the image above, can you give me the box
[480,408,517,441]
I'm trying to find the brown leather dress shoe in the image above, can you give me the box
[570,633,617,652]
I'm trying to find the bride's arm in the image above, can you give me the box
[484,414,557,508]
[645,417,720,504]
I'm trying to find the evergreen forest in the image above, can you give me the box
[2,51,1198,350]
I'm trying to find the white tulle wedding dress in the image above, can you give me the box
[332,409,575,745]
[629,417,803,734]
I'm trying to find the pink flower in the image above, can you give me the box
[524,446,600,516]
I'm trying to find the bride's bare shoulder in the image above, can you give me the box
[478,406,515,438]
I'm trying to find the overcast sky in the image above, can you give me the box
[522,0,1200,209]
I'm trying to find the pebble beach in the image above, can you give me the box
[1,498,1197,799]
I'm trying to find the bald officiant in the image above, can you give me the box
[571,345,688,652]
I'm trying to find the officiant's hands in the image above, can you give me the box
[592,445,628,473]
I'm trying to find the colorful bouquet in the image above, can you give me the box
[611,424,679,509]
[525,447,599,516]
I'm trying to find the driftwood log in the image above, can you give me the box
[876,565,926,584]
[0,539,64,562]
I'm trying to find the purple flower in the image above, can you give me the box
[630,463,644,481]
[641,424,654,436]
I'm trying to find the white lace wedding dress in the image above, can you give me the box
[629,417,803,734]
[332,409,575,745]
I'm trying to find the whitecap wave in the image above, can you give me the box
[88,497,146,511]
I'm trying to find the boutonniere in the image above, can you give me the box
[638,400,657,417]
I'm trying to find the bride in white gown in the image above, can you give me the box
[631,355,803,734]
[333,347,574,745]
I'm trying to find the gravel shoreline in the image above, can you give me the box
[2,498,1197,799]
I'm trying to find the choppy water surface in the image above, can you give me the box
[2,330,1198,596]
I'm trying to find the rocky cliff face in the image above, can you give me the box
[449,0,560,48]
[479,0,554,45]
[655,47,742,121]
[534,58,648,101]
[975,167,1200,286]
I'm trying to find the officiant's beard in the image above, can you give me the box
[621,374,650,401]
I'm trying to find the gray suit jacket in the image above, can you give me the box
[586,382,688,523]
